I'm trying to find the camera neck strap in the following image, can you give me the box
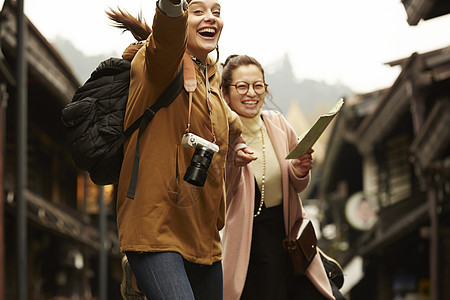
[184,52,196,134]
[184,55,216,144]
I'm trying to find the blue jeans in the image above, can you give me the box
[126,251,223,300]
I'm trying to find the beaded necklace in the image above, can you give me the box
[254,125,266,217]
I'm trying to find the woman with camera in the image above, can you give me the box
[112,1,243,299]
[221,55,344,300]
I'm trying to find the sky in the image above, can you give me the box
[20,0,450,93]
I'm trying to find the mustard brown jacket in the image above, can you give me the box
[116,8,242,265]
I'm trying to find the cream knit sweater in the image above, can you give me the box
[240,113,283,208]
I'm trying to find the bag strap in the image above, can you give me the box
[287,185,292,238]
[126,62,185,199]
[183,52,197,134]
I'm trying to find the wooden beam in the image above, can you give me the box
[0,2,78,105]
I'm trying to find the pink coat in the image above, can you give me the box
[222,110,335,300]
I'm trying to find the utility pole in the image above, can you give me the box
[16,0,28,299]
[98,186,107,300]
[0,84,6,300]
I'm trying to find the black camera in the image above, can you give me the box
[181,133,219,187]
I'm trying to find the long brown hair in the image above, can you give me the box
[106,7,152,41]
[106,1,194,40]
[106,2,224,64]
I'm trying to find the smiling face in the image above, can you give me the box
[224,65,266,118]
[187,0,223,63]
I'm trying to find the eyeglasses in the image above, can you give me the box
[229,81,268,95]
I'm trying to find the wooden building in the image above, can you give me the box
[305,2,450,298]
[308,44,450,299]
[0,0,122,298]
[401,0,450,25]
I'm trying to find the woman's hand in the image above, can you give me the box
[234,147,257,167]
[291,148,314,177]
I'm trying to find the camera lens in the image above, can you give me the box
[183,147,214,187]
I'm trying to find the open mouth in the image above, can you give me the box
[242,100,258,105]
[198,28,216,38]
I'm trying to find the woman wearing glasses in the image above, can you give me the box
[220,55,342,300]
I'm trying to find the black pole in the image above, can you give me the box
[0,84,7,300]
[16,0,28,299]
[428,179,439,300]
[98,186,107,300]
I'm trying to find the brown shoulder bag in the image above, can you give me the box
[282,212,318,275]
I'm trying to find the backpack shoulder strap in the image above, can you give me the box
[123,64,184,138]
[126,63,185,199]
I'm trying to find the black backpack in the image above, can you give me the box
[61,57,184,193]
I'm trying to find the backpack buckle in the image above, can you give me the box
[145,107,156,118]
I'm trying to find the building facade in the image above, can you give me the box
[0,1,121,299]
[308,31,450,300]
